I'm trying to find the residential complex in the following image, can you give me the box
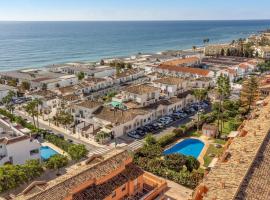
[15,149,167,200]
[0,117,40,165]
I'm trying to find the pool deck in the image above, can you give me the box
[41,142,69,158]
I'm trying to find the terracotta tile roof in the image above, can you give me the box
[73,163,144,200]
[84,77,106,83]
[153,77,185,85]
[157,65,211,77]
[93,106,148,124]
[61,94,80,102]
[76,100,102,109]
[200,96,270,200]
[115,69,141,79]
[161,57,199,66]
[31,77,54,83]
[123,84,159,95]
[29,90,57,100]
[239,63,250,69]
[15,149,131,200]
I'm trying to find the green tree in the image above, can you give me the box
[46,154,68,174]
[21,81,31,91]
[240,76,259,113]
[77,72,85,81]
[192,46,197,53]
[68,144,88,161]
[41,83,48,91]
[33,98,43,128]
[185,156,200,172]
[2,91,16,114]
[24,100,38,128]
[56,110,74,129]
[100,59,105,65]
[164,154,187,172]
[216,75,231,137]
[144,134,157,146]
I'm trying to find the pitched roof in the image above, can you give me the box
[73,163,144,200]
[76,100,102,109]
[15,149,131,200]
[123,84,159,95]
[161,57,200,66]
[93,106,149,124]
[199,96,270,200]
[157,65,211,77]
[153,77,185,85]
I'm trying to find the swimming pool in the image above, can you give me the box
[164,138,205,159]
[40,146,58,160]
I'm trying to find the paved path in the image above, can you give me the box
[14,110,99,151]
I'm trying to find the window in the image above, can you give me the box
[111,191,116,198]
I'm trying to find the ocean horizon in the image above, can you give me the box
[0,20,270,71]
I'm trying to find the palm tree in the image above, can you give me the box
[2,91,16,114]
[24,100,38,128]
[34,98,43,129]
[192,46,197,54]
[216,75,231,137]
[21,81,31,91]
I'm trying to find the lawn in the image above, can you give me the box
[214,120,231,136]
[186,130,201,137]
[214,138,227,145]
[203,144,224,167]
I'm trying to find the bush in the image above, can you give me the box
[46,154,68,170]
[164,154,187,172]
[0,160,43,193]
[158,129,185,148]
[136,144,163,158]
[144,134,157,146]
[185,156,200,172]
[45,135,88,160]
[68,144,88,161]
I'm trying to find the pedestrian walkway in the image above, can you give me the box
[127,140,144,151]
[88,146,113,157]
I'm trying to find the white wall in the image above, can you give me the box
[0,139,40,165]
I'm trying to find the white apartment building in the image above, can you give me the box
[118,84,160,107]
[0,118,40,165]
[152,77,188,98]
[0,84,17,102]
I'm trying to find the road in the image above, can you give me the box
[13,109,98,151]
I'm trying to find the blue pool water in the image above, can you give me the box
[40,146,58,160]
[164,138,205,159]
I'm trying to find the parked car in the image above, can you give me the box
[67,139,73,143]
[128,131,141,139]
[57,134,64,139]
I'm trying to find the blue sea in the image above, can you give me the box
[0,20,270,71]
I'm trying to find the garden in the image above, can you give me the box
[134,135,203,189]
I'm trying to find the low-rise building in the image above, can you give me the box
[0,118,40,165]
[0,84,17,102]
[121,84,160,107]
[161,57,200,67]
[156,65,214,78]
[254,46,270,59]
[153,77,188,98]
[202,124,218,138]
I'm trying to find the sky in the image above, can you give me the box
[0,0,270,21]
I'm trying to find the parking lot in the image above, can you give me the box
[124,101,210,141]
